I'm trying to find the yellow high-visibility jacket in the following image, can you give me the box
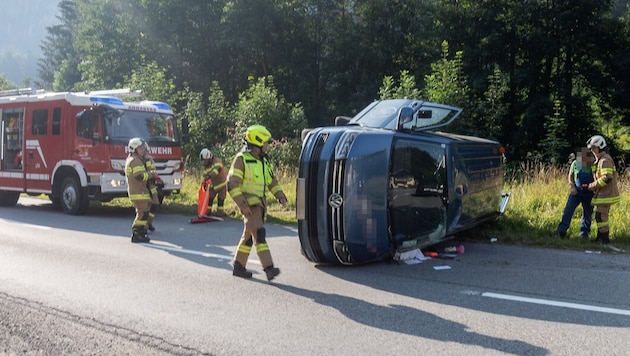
[227,151,285,209]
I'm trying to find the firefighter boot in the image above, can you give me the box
[264,265,280,281]
[232,261,253,279]
[592,231,610,244]
[131,227,150,243]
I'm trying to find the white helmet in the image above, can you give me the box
[586,135,607,150]
[199,148,213,160]
[128,137,145,153]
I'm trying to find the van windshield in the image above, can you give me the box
[103,110,180,145]
[349,99,462,131]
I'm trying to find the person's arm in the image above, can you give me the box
[568,161,577,195]
[227,156,252,216]
[589,157,614,190]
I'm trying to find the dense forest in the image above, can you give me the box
[2,0,630,165]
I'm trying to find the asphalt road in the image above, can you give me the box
[1,197,630,355]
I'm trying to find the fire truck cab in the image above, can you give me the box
[0,88,184,215]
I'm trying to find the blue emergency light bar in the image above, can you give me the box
[90,96,124,105]
[141,100,172,111]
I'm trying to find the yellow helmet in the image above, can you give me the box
[245,125,272,147]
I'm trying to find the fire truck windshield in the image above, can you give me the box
[102,109,180,145]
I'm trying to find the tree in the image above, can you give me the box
[233,76,307,140]
[72,0,144,90]
[540,100,569,163]
[0,73,15,90]
[37,0,79,91]
[125,60,178,104]
[378,70,421,100]
[423,41,472,134]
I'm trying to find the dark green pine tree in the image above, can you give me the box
[540,100,569,163]
[37,0,80,91]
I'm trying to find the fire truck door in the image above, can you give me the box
[71,109,107,172]
[24,108,54,192]
[1,108,24,174]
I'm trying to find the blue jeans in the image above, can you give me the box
[558,192,593,237]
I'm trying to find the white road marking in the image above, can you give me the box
[481,292,630,316]
[142,241,261,265]
[0,218,52,230]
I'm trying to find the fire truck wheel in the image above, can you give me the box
[0,190,20,206]
[60,177,89,215]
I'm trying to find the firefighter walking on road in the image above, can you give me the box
[227,125,287,280]
[586,135,620,244]
[125,137,157,243]
[200,148,227,217]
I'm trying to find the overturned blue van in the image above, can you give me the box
[297,99,509,265]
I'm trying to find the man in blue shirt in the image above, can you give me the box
[557,147,594,238]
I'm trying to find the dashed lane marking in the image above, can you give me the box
[480,291,630,316]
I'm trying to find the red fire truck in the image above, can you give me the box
[0,88,184,215]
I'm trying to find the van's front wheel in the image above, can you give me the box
[60,177,89,215]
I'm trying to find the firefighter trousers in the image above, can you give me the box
[131,200,151,234]
[147,188,160,227]
[594,204,612,236]
[234,204,274,268]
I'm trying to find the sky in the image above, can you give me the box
[0,0,62,85]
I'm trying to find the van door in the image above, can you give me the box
[389,138,447,249]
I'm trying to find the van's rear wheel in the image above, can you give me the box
[60,177,89,215]
[0,190,20,206]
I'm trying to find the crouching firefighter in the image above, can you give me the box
[227,125,288,280]
[125,137,158,243]
[586,135,620,244]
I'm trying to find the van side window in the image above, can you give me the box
[32,109,48,135]
[52,108,61,135]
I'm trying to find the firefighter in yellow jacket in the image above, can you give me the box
[586,135,620,244]
[200,148,227,217]
[227,125,287,280]
[125,138,157,243]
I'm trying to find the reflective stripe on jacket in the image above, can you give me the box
[591,152,620,205]
[203,157,227,191]
[125,154,151,201]
[227,151,283,207]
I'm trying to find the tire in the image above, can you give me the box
[0,190,20,206]
[60,177,89,215]
[49,194,61,208]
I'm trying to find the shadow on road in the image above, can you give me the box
[275,283,548,355]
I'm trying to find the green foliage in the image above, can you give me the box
[38,0,78,91]
[30,0,630,164]
[0,73,15,90]
[125,60,178,104]
[378,70,421,100]
[424,41,469,108]
[179,76,307,174]
[233,76,307,140]
[540,100,569,163]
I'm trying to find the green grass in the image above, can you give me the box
[73,164,630,252]
[485,164,630,252]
